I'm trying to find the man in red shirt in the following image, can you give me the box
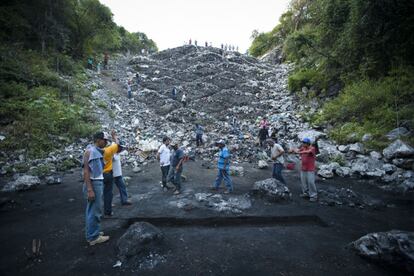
[289,138,318,202]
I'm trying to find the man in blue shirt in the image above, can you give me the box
[195,124,204,146]
[212,140,233,193]
[167,141,185,195]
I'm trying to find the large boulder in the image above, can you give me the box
[317,140,343,163]
[252,178,291,202]
[383,139,414,160]
[386,127,410,141]
[2,175,41,192]
[317,162,340,178]
[349,142,365,154]
[117,222,164,259]
[335,166,351,177]
[350,230,414,273]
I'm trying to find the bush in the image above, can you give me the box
[316,67,414,149]
[288,69,326,93]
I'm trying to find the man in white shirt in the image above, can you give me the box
[268,138,286,184]
[157,137,172,190]
[111,141,132,205]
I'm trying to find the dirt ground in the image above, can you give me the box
[0,160,413,276]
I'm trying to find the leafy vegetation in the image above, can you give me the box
[0,0,157,157]
[250,0,414,148]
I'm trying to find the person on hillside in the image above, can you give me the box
[189,39,192,45]
[127,80,132,99]
[97,62,101,74]
[157,137,172,190]
[171,86,177,100]
[267,139,286,184]
[195,123,204,146]
[87,57,93,70]
[82,131,111,245]
[212,140,233,194]
[258,127,269,147]
[103,52,109,69]
[167,141,185,195]
[205,41,208,47]
[289,137,318,202]
[181,93,187,107]
[270,128,277,141]
[102,130,120,217]
[135,73,140,87]
[194,40,198,46]
[112,141,132,206]
[259,116,269,129]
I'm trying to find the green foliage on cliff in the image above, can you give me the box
[250,0,414,147]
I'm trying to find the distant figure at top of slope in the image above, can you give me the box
[181,92,187,107]
[189,38,192,45]
[205,41,208,47]
[171,86,177,100]
[103,52,109,69]
[194,40,198,46]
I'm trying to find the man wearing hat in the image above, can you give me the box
[167,140,185,195]
[289,137,318,202]
[82,131,111,245]
[212,140,233,193]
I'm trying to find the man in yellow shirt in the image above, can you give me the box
[103,130,119,216]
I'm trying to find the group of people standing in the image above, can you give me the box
[82,123,317,246]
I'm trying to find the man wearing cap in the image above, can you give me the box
[102,130,120,216]
[167,141,185,195]
[212,140,233,194]
[289,138,318,202]
[82,131,111,245]
[157,137,172,190]
[112,141,132,206]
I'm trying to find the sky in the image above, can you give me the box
[99,0,291,52]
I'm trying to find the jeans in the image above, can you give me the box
[84,180,103,242]
[300,171,317,198]
[168,166,182,191]
[196,134,203,146]
[161,165,170,186]
[113,176,128,204]
[272,162,286,184]
[214,169,233,191]
[127,90,132,99]
[103,172,114,215]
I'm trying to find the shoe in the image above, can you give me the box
[104,212,114,218]
[122,201,132,206]
[89,235,110,246]
[309,197,318,202]
[299,193,310,198]
[173,190,181,195]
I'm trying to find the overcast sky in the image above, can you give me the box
[99,0,290,52]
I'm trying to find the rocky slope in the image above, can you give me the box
[1,45,413,193]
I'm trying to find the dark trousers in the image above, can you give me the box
[103,172,114,215]
[113,176,128,204]
[196,134,203,146]
[168,166,182,191]
[161,165,170,186]
[272,163,286,184]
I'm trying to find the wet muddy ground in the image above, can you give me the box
[1,160,413,275]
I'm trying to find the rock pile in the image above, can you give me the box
[252,178,291,202]
[350,230,414,273]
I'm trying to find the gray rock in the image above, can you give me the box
[258,160,268,169]
[361,133,372,142]
[401,179,414,192]
[318,162,340,178]
[117,222,164,259]
[133,167,142,173]
[336,167,351,177]
[338,145,349,153]
[195,193,251,213]
[382,164,397,174]
[369,151,382,160]
[383,139,414,160]
[392,158,414,170]
[386,127,410,141]
[317,140,342,163]
[45,175,62,185]
[349,143,364,154]
[252,178,291,201]
[229,166,244,176]
[3,175,41,192]
[351,230,414,273]
[351,160,369,176]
